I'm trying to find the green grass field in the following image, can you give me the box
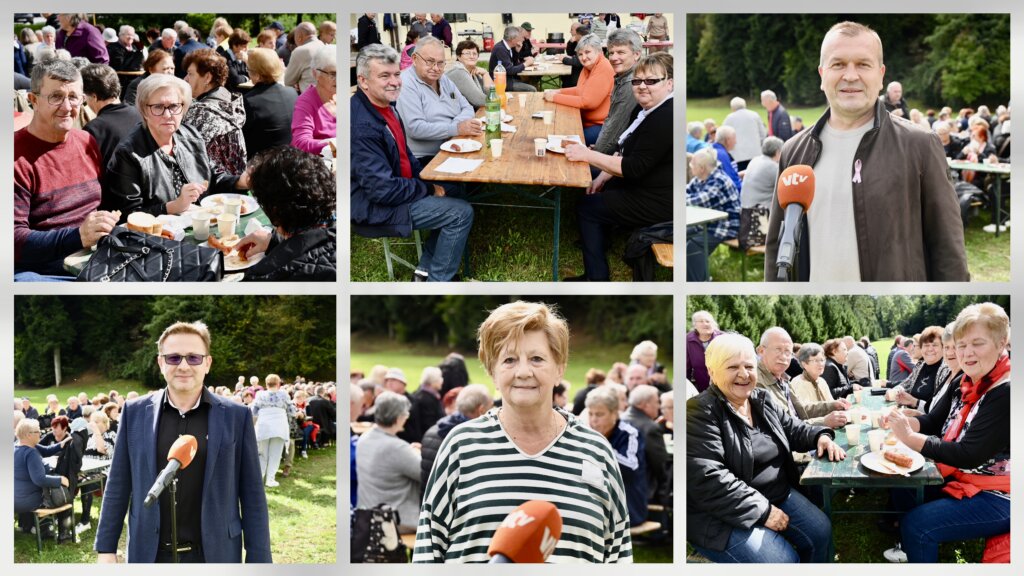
[687,96,828,133]
[14,445,336,563]
[15,378,144,408]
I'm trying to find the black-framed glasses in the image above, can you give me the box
[317,68,337,79]
[39,91,82,107]
[146,103,184,116]
[414,53,446,70]
[631,78,666,86]
[160,353,208,366]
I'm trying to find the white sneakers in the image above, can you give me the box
[266,479,280,488]
[301,450,308,459]
[75,521,91,535]
[884,543,908,563]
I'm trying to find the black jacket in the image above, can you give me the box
[488,40,525,76]
[84,102,143,171]
[217,46,250,92]
[357,15,381,50]
[822,358,855,399]
[621,406,669,505]
[306,396,336,440]
[107,42,143,72]
[419,412,469,492]
[242,82,298,159]
[103,122,240,217]
[687,386,832,551]
[404,388,444,444]
[244,226,336,282]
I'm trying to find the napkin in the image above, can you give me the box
[501,122,516,133]
[245,219,268,236]
[436,158,484,174]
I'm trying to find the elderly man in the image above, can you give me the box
[15,60,118,281]
[318,20,337,44]
[284,22,324,92]
[351,44,474,282]
[410,13,433,39]
[561,21,588,88]
[710,124,742,192]
[397,36,480,165]
[488,26,536,92]
[172,27,205,78]
[107,25,142,72]
[765,22,967,282]
[624,364,649,392]
[686,121,708,153]
[431,14,453,49]
[933,120,967,159]
[593,28,642,156]
[757,327,849,429]
[356,13,380,50]
[880,80,909,118]
[843,335,873,385]
[406,367,445,444]
[56,13,108,64]
[80,63,143,169]
[761,89,794,142]
[516,22,540,61]
[722,97,766,171]
[622,384,669,506]
[888,337,917,386]
[419,384,493,490]
[149,28,177,54]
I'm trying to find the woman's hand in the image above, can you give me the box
[886,408,914,442]
[237,228,272,259]
[564,142,590,163]
[323,93,337,118]
[817,435,846,461]
[852,383,863,391]
[764,504,789,532]
[587,171,612,195]
[543,90,556,102]
[168,182,205,214]
[896,389,919,407]
[60,476,69,487]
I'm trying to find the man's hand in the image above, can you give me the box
[764,504,789,532]
[457,118,483,136]
[79,211,119,248]
[822,410,848,429]
[817,435,847,461]
[432,184,446,197]
[834,398,852,410]
[97,553,117,563]
[524,56,535,66]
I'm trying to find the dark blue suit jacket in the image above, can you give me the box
[488,40,526,77]
[94,389,272,562]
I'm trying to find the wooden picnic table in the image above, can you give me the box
[516,57,572,90]
[419,92,590,280]
[947,158,1011,236]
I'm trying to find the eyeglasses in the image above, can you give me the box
[160,353,208,366]
[317,68,337,79]
[39,91,82,107]
[631,78,666,87]
[415,53,446,70]
[146,103,184,116]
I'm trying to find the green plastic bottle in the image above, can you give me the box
[485,86,501,147]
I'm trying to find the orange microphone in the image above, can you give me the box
[144,435,198,507]
[487,500,563,563]
[775,165,815,281]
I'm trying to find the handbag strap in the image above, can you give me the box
[99,232,175,282]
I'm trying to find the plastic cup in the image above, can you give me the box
[490,139,503,158]
[218,213,237,238]
[542,110,554,125]
[868,429,885,453]
[853,389,863,403]
[222,196,243,219]
[518,93,527,108]
[845,424,861,446]
[534,138,547,157]
[191,211,211,241]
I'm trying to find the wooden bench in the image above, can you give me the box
[722,239,765,281]
[629,520,661,537]
[32,504,75,552]
[651,243,673,268]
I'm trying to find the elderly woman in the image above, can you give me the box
[14,419,71,539]
[688,333,845,563]
[545,33,614,146]
[38,394,64,431]
[821,338,860,400]
[355,391,422,534]
[218,28,251,92]
[101,402,120,434]
[919,323,965,415]
[415,301,632,562]
[561,53,674,282]
[791,343,853,428]
[123,48,176,106]
[242,48,297,159]
[685,146,740,281]
[686,311,723,393]
[291,44,337,155]
[886,303,1010,563]
[182,48,248,174]
[888,325,945,411]
[35,25,58,60]
[738,136,783,248]
[586,386,648,527]
[445,40,494,108]
[105,74,250,217]
[251,374,297,487]
[234,146,336,280]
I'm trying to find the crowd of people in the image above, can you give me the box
[685,302,1010,563]
[351,302,673,562]
[351,13,673,281]
[15,14,337,281]
[13,374,338,547]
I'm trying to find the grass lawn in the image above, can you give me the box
[351,337,673,397]
[687,96,828,133]
[14,445,336,563]
[15,378,145,407]
[351,186,673,282]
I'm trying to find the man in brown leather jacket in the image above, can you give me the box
[765,21,969,282]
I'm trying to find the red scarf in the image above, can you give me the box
[937,353,1010,496]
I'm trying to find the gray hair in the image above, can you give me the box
[607,28,641,53]
[759,326,792,347]
[119,25,135,39]
[161,28,176,40]
[15,418,40,441]
[30,58,82,95]
[62,13,85,27]
[576,33,603,54]
[414,34,445,57]
[796,342,824,364]
[585,386,620,413]
[691,146,719,170]
[628,384,659,407]
[630,340,657,361]
[455,384,493,416]
[503,25,522,42]
[687,121,704,137]
[356,44,399,80]
[761,89,778,102]
[730,97,746,110]
[932,120,951,134]
[41,25,57,37]
[311,44,337,73]
[373,391,411,427]
[135,74,192,121]
[173,20,189,32]
[761,136,784,157]
[715,124,736,144]
[942,321,956,344]
[420,366,443,388]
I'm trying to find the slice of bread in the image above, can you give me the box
[126,212,163,235]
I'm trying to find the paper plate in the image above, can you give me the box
[860,446,925,475]
[440,139,483,153]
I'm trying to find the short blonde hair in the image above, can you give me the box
[953,302,1009,345]
[265,374,282,388]
[630,340,657,361]
[478,301,569,375]
[157,321,211,354]
[704,333,757,380]
[90,411,110,428]
[136,74,193,123]
[16,418,40,441]
[247,48,284,83]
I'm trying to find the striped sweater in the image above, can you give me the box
[413,407,633,563]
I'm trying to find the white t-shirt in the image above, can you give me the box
[808,121,873,282]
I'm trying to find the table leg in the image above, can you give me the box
[703,226,710,274]
[994,177,1003,237]
[552,187,561,281]
[823,487,835,562]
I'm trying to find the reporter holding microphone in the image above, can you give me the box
[414,301,632,563]
[94,321,271,563]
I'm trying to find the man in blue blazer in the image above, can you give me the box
[487,25,537,92]
[94,321,271,563]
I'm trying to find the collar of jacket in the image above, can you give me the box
[353,88,405,149]
[809,98,887,141]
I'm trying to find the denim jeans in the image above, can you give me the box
[14,270,75,282]
[686,236,722,281]
[408,195,473,281]
[583,124,602,147]
[692,487,832,563]
[901,491,1010,563]
[576,192,618,280]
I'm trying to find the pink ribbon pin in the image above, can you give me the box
[852,159,863,183]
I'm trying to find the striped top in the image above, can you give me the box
[413,407,633,563]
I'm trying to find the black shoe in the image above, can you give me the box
[411,270,428,282]
[562,274,589,281]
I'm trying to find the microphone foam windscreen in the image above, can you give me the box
[777,165,815,210]
[169,434,198,469]
[487,500,563,563]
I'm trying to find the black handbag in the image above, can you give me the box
[77,226,223,282]
[41,485,73,508]
[351,504,409,563]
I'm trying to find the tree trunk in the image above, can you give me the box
[53,346,62,387]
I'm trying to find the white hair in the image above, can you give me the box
[730,97,746,110]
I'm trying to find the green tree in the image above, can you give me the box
[775,295,812,342]
[14,296,75,387]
